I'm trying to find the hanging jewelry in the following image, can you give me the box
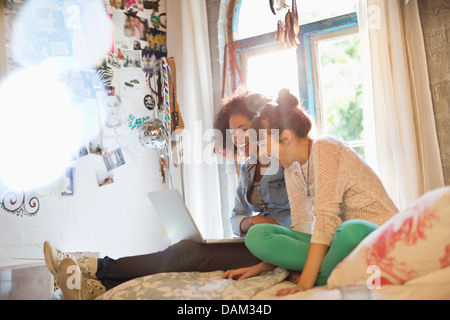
[292,0,300,41]
[275,20,286,46]
[285,1,300,48]
[285,9,293,47]
[272,0,300,48]
[272,0,288,47]
[299,139,311,197]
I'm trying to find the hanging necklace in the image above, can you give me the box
[299,139,311,197]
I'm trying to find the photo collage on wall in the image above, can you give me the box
[96,0,168,158]
[0,0,168,201]
[92,0,168,187]
[39,0,168,192]
[70,0,168,191]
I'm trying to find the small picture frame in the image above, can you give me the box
[103,148,126,171]
[96,170,115,187]
[61,167,75,196]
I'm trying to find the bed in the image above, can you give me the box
[82,187,450,300]
[94,264,450,300]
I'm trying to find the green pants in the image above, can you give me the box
[245,220,378,286]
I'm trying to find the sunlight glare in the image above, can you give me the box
[10,0,112,70]
[0,66,83,191]
[246,48,300,99]
[0,0,113,191]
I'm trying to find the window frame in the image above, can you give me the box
[231,10,359,123]
[308,25,360,137]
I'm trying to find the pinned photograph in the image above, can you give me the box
[122,50,142,68]
[61,167,75,196]
[89,138,105,156]
[145,28,166,55]
[124,12,149,41]
[144,0,160,12]
[71,145,89,160]
[103,148,126,171]
[142,50,159,74]
[96,170,115,187]
[125,0,144,12]
[110,0,125,10]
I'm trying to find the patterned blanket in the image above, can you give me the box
[96,268,289,300]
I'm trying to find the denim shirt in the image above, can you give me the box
[230,156,291,236]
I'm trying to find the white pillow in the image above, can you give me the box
[327,187,450,289]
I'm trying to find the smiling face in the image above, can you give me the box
[228,113,257,158]
[257,129,295,168]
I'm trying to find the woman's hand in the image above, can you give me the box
[251,215,280,226]
[222,262,276,281]
[222,267,259,281]
[275,243,329,296]
[240,215,280,234]
[275,284,307,297]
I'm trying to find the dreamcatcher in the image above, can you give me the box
[270,0,300,48]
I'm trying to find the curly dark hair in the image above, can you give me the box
[213,86,273,152]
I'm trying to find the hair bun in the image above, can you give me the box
[278,88,291,99]
[277,88,299,110]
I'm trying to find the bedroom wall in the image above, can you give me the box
[0,1,175,261]
[417,0,450,185]
[0,149,171,260]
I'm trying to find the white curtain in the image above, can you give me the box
[167,0,224,237]
[357,0,445,210]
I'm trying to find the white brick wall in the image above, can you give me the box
[0,144,172,261]
[0,0,177,262]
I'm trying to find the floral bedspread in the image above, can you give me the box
[96,268,289,300]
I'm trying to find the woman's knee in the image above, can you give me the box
[172,239,203,258]
[335,219,378,248]
[245,224,278,255]
[175,239,198,248]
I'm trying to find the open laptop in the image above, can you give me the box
[148,189,244,244]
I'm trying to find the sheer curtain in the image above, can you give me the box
[167,0,224,238]
[357,0,445,210]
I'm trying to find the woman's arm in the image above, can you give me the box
[276,243,328,296]
[240,215,280,234]
[230,165,254,236]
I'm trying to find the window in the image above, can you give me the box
[236,0,357,40]
[242,44,300,99]
[312,27,364,157]
[232,0,371,161]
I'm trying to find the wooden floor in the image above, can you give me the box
[0,260,54,300]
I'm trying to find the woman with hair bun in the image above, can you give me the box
[223,89,398,296]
